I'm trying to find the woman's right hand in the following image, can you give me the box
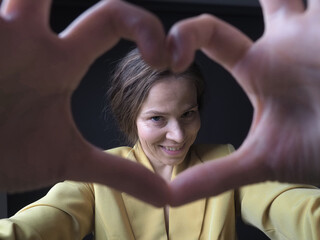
[0,0,170,207]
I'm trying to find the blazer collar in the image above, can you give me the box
[122,144,206,240]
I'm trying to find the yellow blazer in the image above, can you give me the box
[1,144,319,240]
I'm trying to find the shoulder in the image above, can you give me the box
[192,144,234,163]
[105,146,133,158]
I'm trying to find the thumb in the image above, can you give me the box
[67,145,172,207]
[169,145,268,206]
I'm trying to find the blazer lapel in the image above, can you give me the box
[122,143,168,240]
[122,144,206,240]
[169,148,207,239]
[122,193,168,240]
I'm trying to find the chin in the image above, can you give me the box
[164,156,185,166]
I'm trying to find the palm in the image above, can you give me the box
[168,0,320,205]
[233,9,320,183]
[0,0,170,207]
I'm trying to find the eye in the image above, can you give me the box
[151,116,162,122]
[150,116,166,126]
[182,110,195,118]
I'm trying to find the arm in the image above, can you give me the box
[238,182,320,240]
[0,182,94,240]
[168,0,320,205]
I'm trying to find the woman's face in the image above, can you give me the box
[136,76,201,169]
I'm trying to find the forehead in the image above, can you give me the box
[141,76,198,111]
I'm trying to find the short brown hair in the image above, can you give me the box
[107,48,204,145]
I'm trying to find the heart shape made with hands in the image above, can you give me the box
[1,0,320,207]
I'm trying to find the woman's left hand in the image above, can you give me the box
[167,0,320,205]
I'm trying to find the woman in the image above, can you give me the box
[1,48,319,240]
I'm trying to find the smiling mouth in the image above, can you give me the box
[164,146,182,151]
[161,145,185,153]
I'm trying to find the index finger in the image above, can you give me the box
[60,0,168,69]
[167,14,252,73]
[0,0,51,25]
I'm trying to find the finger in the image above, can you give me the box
[260,0,305,25]
[60,0,168,69]
[307,0,320,11]
[0,0,51,24]
[167,14,252,73]
[169,146,270,206]
[67,146,171,207]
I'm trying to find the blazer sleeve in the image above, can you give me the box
[238,181,320,240]
[0,181,94,240]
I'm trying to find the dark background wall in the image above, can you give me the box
[6,1,269,239]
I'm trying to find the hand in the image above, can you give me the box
[168,0,320,205]
[0,0,170,207]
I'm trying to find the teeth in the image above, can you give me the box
[165,147,181,151]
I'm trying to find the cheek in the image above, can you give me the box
[137,123,164,144]
[189,117,201,137]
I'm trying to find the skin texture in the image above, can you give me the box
[1,0,320,207]
[167,0,320,205]
[136,77,200,182]
[0,0,171,207]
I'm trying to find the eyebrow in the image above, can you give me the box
[142,104,199,116]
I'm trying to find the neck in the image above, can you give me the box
[154,164,174,182]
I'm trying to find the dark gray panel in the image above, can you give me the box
[142,0,260,7]
[0,193,7,218]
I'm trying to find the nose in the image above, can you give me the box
[166,120,184,143]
